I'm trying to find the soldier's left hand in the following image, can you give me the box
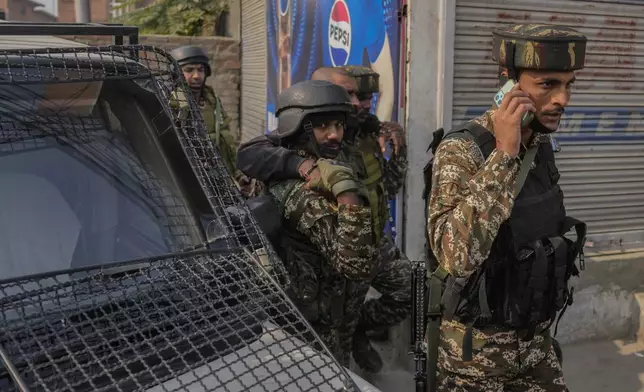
[378,121,405,155]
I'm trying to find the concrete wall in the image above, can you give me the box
[554,250,644,345]
[66,34,241,139]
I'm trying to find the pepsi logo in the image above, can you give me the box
[279,0,289,16]
[328,0,351,66]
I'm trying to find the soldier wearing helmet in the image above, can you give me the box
[169,45,261,197]
[268,79,378,368]
[237,65,411,374]
[425,24,588,391]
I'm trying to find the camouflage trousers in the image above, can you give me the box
[437,320,567,392]
[356,235,412,332]
[310,236,412,368]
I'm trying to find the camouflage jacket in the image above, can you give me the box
[427,109,550,279]
[427,109,554,364]
[269,179,376,282]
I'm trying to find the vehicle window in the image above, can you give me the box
[0,79,205,280]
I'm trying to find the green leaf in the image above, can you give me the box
[114,0,229,36]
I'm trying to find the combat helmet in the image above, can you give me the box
[492,23,587,75]
[340,65,379,98]
[169,45,212,77]
[275,79,353,139]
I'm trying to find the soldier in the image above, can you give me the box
[425,24,588,391]
[236,66,411,373]
[169,45,262,197]
[268,79,377,368]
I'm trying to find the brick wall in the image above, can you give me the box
[66,34,242,139]
[1,0,56,22]
[57,0,110,23]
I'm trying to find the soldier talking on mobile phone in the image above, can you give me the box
[422,24,589,391]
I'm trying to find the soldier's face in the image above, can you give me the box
[330,74,361,111]
[358,93,373,111]
[181,64,206,90]
[312,118,345,158]
[518,70,576,131]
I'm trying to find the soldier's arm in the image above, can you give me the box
[382,147,408,197]
[216,96,237,149]
[284,183,375,281]
[427,138,520,278]
[236,134,306,182]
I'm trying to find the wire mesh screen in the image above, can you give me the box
[0,45,358,391]
[0,251,357,392]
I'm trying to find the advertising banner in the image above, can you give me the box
[266,0,404,239]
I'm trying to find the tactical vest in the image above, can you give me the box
[268,179,347,328]
[344,134,388,242]
[433,123,586,343]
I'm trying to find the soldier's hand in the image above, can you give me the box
[306,159,359,198]
[298,159,321,183]
[378,121,405,156]
[492,83,535,158]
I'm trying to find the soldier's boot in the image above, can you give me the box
[352,330,383,373]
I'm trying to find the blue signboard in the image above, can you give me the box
[266,0,404,239]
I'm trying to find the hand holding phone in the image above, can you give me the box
[494,80,534,128]
[492,82,536,158]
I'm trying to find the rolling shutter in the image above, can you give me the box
[240,0,267,142]
[453,0,644,249]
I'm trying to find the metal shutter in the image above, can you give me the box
[453,0,644,249]
[240,0,266,142]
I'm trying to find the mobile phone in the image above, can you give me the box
[494,79,534,128]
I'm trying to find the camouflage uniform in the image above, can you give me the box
[268,80,378,367]
[427,24,587,391]
[169,45,263,198]
[270,169,376,367]
[236,66,411,372]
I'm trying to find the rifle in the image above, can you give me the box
[409,260,428,392]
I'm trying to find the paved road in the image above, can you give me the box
[355,339,644,391]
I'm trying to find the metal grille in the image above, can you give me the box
[0,45,358,391]
[0,251,356,392]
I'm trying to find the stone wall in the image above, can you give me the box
[66,35,241,138]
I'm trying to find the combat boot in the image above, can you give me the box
[352,329,383,373]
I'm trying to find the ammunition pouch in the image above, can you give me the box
[440,216,587,342]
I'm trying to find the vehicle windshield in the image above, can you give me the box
[0,78,205,280]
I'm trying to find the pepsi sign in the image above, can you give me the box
[328,0,351,66]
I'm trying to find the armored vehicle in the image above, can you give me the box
[0,22,380,392]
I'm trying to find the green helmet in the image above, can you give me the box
[275,80,353,139]
[492,24,587,72]
[169,45,212,77]
[340,65,380,98]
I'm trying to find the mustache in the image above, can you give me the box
[542,108,565,116]
[323,141,341,149]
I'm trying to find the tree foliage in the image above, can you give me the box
[113,0,229,36]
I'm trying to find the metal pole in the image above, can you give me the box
[0,343,30,392]
[74,0,90,22]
